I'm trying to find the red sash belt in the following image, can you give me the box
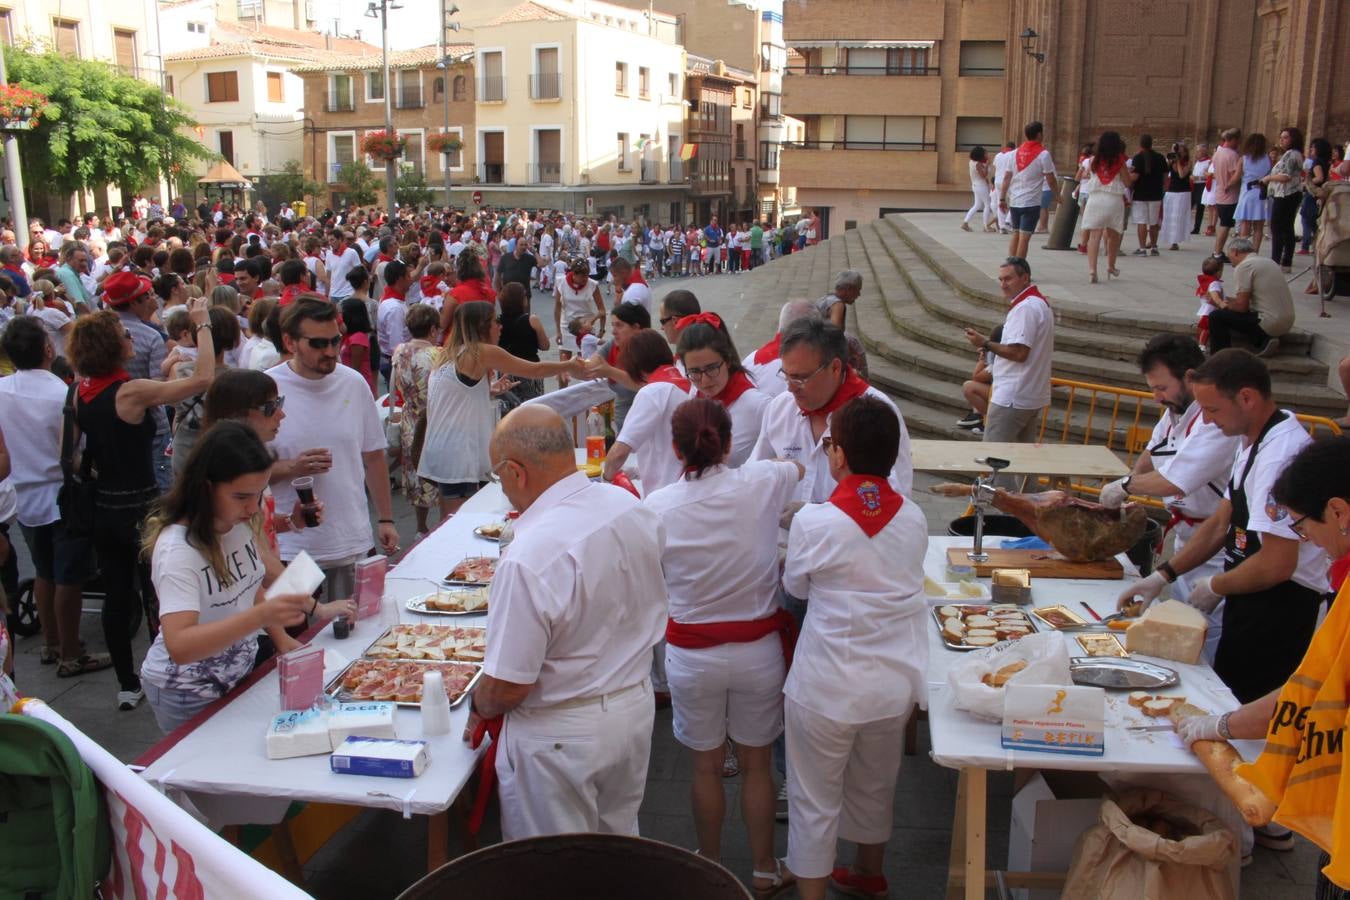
[665,609,797,669]
[1159,508,1207,551]
[468,714,503,835]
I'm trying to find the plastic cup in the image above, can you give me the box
[291,476,320,527]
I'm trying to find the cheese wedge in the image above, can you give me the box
[1125,599,1207,664]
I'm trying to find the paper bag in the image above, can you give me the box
[948,631,1072,722]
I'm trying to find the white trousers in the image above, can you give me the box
[496,679,654,841]
[785,698,909,879]
[965,183,995,227]
[651,639,668,693]
[1169,520,1226,665]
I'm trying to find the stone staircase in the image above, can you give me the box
[734,215,1344,441]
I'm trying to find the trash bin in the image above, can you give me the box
[1045,175,1082,251]
[948,514,1034,539]
[397,834,754,900]
[1125,516,1165,576]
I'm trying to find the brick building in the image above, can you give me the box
[295,44,475,211]
[684,55,758,227]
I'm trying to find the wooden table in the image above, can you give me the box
[910,440,1129,480]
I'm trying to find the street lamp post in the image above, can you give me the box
[437,2,460,207]
[0,51,30,251]
[367,0,401,216]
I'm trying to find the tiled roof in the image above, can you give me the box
[165,21,377,65]
[291,43,474,73]
[685,53,755,82]
[483,2,571,26]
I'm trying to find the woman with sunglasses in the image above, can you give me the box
[1176,436,1350,890]
[676,315,767,468]
[602,329,693,496]
[137,422,329,733]
[67,297,217,712]
[419,301,581,517]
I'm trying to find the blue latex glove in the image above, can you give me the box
[1000,536,1052,550]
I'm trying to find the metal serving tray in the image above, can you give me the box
[1069,656,1180,690]
[931,603,1039,652]
[324,658,483,708]
[360,623,487,663]
[443,555,497,587]
[405,588,490,617]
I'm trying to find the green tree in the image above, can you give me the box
[268,159,322,204]
[4,46,212,197]
[337,160,379,206]
[395,169,434,209]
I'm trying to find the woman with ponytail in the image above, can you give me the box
[602,329,692,496]
[644,397,803,894]
[676,313,768,467]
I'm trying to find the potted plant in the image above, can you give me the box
[428,133,463,156]
[361,129,406,161]
[0,84,47,130]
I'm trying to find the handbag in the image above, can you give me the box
[56,384,97,536]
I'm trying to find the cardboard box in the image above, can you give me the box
[330,737,429,778]
[1008,772,1108,900]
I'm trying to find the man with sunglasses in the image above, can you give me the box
[750,318,911,504]
[267,298,400,606]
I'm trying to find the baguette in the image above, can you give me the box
[1169,702,1277,826]
[1128,691,1152,708]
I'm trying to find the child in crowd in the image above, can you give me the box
[567,313,602,360]
[1195,256,1225,350]
[159,307,198,376]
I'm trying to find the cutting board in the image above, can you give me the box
[947,546,1124,580]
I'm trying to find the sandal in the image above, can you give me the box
[722,740,740,778]
[752,858,796,899]
[57,652,114,678]
[40,644,60,665]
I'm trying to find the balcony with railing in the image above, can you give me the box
[640,159,660,184]
[478,162,506,184]
[530,72,561,100]
[324,92,355,113]
[395,90,424,110]
[668,159,685,184]
[734,140,747,160]
[478,76,506,103]
[529,162,562,184]
[781,141,937,189]
[784,69,940,115]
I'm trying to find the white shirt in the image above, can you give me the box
[1145,401,1238,520]
[620,279,652,313]
[29,306,72,359]
[743,349,786,398]
[0,368,67,526]
[1007,147,1056,208]
[989,287,1054,410]
[485,473,667,709]
[376,296,410,356]
[616,380,694,496]
[325,247,362,299]
[267,362,385,563]
[750,386,913,502]
[1225,410,1328,593]
[645,461,800,624]
[784,494,930,723]
[702,385,768,468]
[992,150,1015,197]
[140,523,265,698]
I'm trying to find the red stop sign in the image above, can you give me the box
[472,191,483,205]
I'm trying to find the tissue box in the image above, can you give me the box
[330,736,429,778]
[328,701,397,744]
[266,708,332,759]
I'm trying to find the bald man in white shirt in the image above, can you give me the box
[467,405,668,839]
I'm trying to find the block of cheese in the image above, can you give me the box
[328,701,398,745]
[266,708,333,759]
[1125,599,1207,664]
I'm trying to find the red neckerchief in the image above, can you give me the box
[566,272,589,291]
[1015,140,1045,172]
[451,278,495,302]
[333,244,348,259]
[279,284,303,306]
[218,272,235,284]
[829,473,903,538]
[675,312,722,331]
[3,264,23,278]
[605,340,621,368]
[666,608,797,668]
[305,252,320,260]
[78,369,130,403]
[1093,155,1125,184]
[377,253,394,263]
[1196,274,1219,298]
[1008,284,1048,310]
[647,364,691,393]
[802,366,868,418]
[381,285,405,301]
[753,333,782,365]
[418,274,444,297]
[710,369,755,407]
[626,270,647,287]
[1330,550,1350,591]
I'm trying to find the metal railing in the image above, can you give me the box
[395,92,424,109]
[530,72,561,100]
[640,160,660,183]
[782,139,937,152]
[477,162,505,184]
[958,66,1005,76]
[784,65,939,76]
[324,92,355,112]
[668,160,684,183]
[529,163,561,184]
[478,76,506,102]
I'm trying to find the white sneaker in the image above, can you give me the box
[775,782,789,822]
[117,689,145,711]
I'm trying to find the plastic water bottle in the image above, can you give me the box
[586,406,605,438]
[420,670,451,737]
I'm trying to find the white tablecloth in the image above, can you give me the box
[139,483,512,825]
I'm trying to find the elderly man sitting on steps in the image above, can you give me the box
[1206,237,1293,357]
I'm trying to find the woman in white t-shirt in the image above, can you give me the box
[553,257,605,384]
[139,422,350,733]
[644,397,803,894]
[962,146,996,232]
[603,330,693,496]
[676,315,768,467]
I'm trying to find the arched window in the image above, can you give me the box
[433,76,444,101]
[452,75,466,101]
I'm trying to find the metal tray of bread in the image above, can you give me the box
[324,658,482,708]
[931,603,1039,651]
[361,623,486,663]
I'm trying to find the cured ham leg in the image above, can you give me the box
[932,485,1150,562]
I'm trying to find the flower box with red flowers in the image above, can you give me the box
[427,133,463,155]
[0,84,47,131]
[361,130,406,161]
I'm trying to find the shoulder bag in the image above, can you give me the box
[57,384,97,536]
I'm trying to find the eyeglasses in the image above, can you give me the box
[487,458,514,484]
[659,315,677,326]
[777,360,831,389]
[1289,513,1312,542]
[302,335,343,350]
[685,359,725,381]
[256,395,286,417]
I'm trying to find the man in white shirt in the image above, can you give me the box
[0,318,106,673]
[268,298,399,601]
[1100,334,1240,662]
[743,299,819,398]
[468,405,666,839]
[1118,349,1327,705]
[751,318,912,502]
[608,257,651,312]
[324,231,361,301]
[997,121,1058,259]
[962,256,1054,446]
[376,260,412,388]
